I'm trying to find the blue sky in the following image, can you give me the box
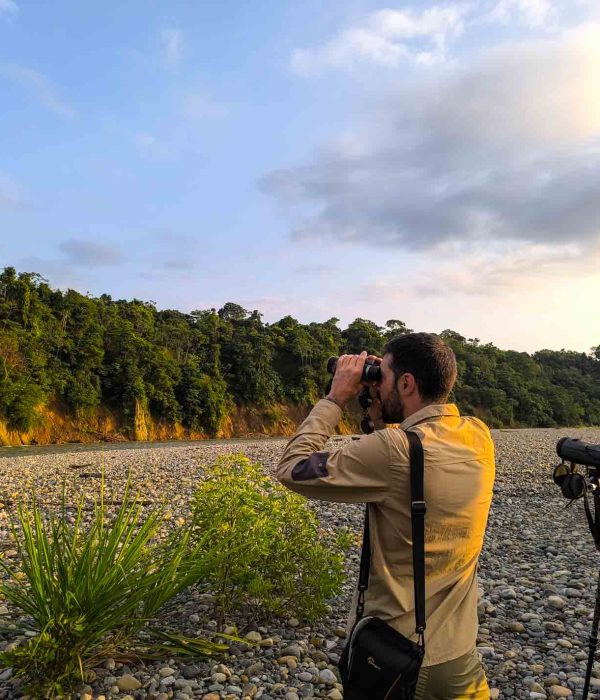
[1,0,599,353]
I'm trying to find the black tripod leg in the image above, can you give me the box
[583,569,600,700]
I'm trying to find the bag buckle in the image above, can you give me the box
[356,588,366,620]
[412,500,427,515]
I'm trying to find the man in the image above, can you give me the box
[276,333,495,699]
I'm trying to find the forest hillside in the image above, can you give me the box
[0,268,598,445]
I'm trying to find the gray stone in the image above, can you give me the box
[318,669,337,684]
[281,644,303,658]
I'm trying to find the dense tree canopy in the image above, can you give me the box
[0,267,598,435]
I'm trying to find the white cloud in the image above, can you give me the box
[415,24,600,146]
[0,64,73,117]
[161,28,183,69]
[264,24,600,254]
[487,0,557,28]
[289,0,588,76]
[0,0,18,17]
[351,239,600,353]
[371,5,471,47]
[361,242,590,301]
[291,3,472,75]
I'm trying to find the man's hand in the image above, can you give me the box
[327,351,368,410]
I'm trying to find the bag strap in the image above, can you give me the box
[407,430,426,645]
[355,507,371,619]
[355,430,426,648]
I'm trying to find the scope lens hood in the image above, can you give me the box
[556,437,568,458]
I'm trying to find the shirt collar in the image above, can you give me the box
[400,403,460,431]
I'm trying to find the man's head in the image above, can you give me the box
[376,333,457,423]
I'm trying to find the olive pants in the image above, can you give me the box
[414,648,490,699]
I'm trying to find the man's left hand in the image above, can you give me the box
[327,351,368,409]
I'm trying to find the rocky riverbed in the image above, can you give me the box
[1,426,600,699]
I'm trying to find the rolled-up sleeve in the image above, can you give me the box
[276,399,393,503]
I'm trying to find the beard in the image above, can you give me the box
[380,385,405,424]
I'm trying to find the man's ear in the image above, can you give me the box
[400,373,417,395]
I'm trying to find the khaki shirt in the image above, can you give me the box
[276,399,495,666]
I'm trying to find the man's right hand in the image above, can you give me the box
[327,351,368,409]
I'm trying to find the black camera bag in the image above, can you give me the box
[338,431,426,699]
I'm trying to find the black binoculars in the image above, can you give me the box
[326,356,382,383]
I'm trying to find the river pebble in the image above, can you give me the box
[0,427,599,698]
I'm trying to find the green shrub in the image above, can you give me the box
[191,454,351,622]
[3,380,45,432]
[178,363,231,436]
[0,483,226,698]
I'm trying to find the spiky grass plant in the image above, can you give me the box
[0,482,227,698]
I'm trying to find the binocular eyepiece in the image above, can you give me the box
[327,356,382,383]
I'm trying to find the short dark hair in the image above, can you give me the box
[383,333,457,402]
